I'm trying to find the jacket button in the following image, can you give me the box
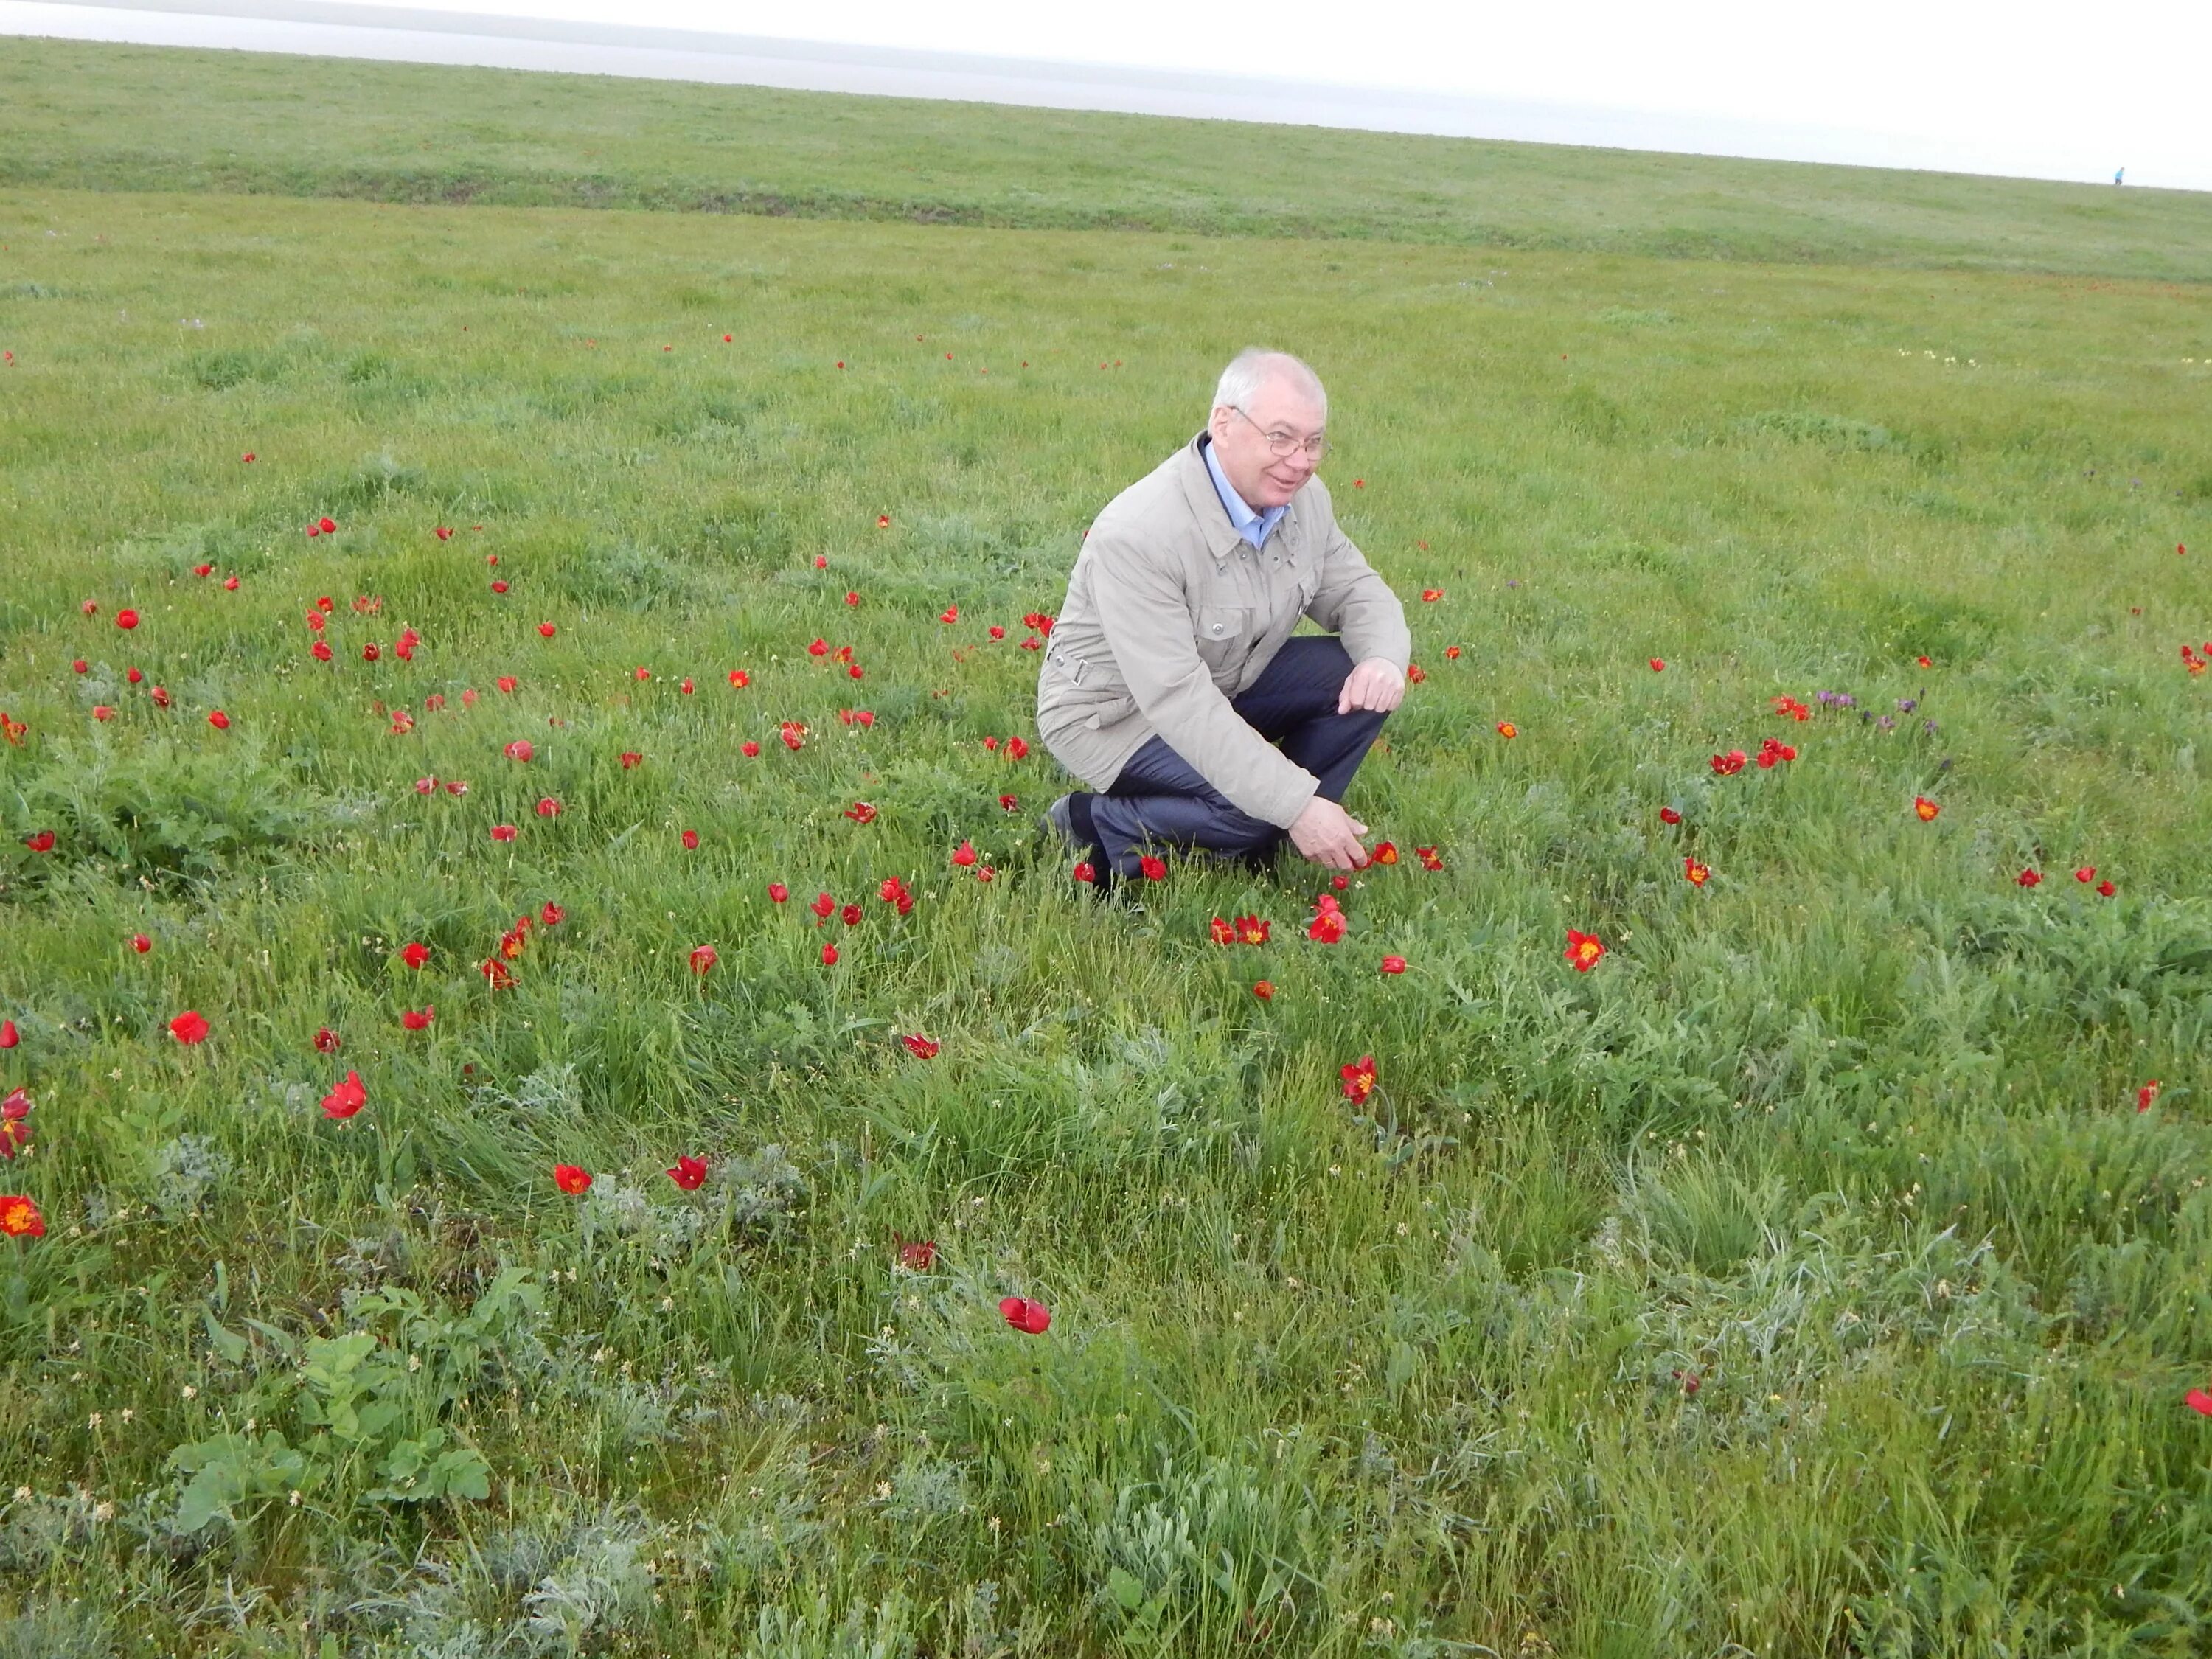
[1211,623,1225,635]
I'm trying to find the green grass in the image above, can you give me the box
[3,41,2212,1659]
[4,36,2212,280]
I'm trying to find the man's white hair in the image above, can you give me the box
[1211,348,1328,423]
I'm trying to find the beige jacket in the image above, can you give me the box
[1037,434,1411,830]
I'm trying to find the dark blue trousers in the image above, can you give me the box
[1085,636,1388,877]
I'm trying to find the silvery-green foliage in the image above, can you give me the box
[152,1133,230,1215]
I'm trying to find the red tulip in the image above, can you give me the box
[400,942,431,969]
[535,797,560,818]
[1659,807,1683,825]
[497,675,518,693]
[131,933,152,954]
[1307,908,1346,944]
[504,739,534,762]
[2074,867,2096,883]
[1421,588,1444,602]
[2186,1388,2212,1416]
[538,622,556,638]
[1649,658,1665,671]
[741,741,761,757]
[2138,1081,2160,1113]
[2098,880,2117,897]
[1913,797,1940,821]
[951,840,978,867]
[821,942,839,965]
[1380,955,1408,974]
[1072,861,1096,883]
[435,526,452,540]
[481,958,516,990]
[2017,869,2042,887]
[1711,751,1747,776]
[1683,858,1711,887]
[689,945,718,975]
[540,902,565,927]
[1235,916,1270,945]
[490,824,518,842]
[877,514,891,529]
[767,882,790,904]
[1564,930,1607,972]
[728,669,751,687]
[116,608,139,630]
[998,1295,1051,1335]
[1340,1054,1378,1102]
[0,1020,17,1048]
[169,1009,210,1044]
[72,659,87,674]
[318,517,336,535]
[554,1164,591,1194]
[902,1034,940,1059]
[844,801,878,824]
[1209,916,1236,945]
[1371,841,1399,865]
[679,829,700,850]
[897,1237,936,1271]
[1253,980,1274,1000]
[667,1155,709,1190]
[321,1070,367,1119]
[313,1026,341,1053]
[0,1195,44,1239]
[401,1006,434,1030]
[1139,855,1167,881]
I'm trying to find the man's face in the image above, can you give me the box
[1208,378,1326,509]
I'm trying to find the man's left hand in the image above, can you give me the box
[1337,658,1406,715]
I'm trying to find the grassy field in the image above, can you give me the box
[3,39,2212,1659]
[7,38,2212,281]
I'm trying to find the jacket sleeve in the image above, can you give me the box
[1090,532,1321,830]
[1304,490,1412,673]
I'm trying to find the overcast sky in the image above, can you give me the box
[9,0,2210,190]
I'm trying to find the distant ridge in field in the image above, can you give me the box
[1,32,2208,282]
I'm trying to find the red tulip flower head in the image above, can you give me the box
[0,1195,44,1239]
[998,1295,1051,1335]
[321,1070,368,1120]
[1564,930,1607,973]
[667,1155,709,1190]
[400,942,431,969]
[902,1034,940,1060]
[689,945,718,975]
[554,1164,592,1194]
[1340,1054,1378,1102]
[1913,796,1940,821]
[402,1006,435,1030]
[169,1010,210,1045]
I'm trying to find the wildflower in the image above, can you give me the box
[401,1006,434,1030]
[1139,855,1167,881]
[538,622,556,638]
[313,1027,341,1053]
[504,739,534,762]
[1564,930,1607,972]
[1210,916,1237,945]
[689,945,718,975]
[23,831,55,853]
[741,740,761,757]
[1913,796,1940,821]
[400,942,431,969]
[553,1164,591,1194]
[1659,807,1683,825]
[780,721,807,751]
[1415,846,1444,871]
[535,797,560,818]
[490,824,518,842]
[1371,841,1398,865]
[0,1195,44,1239]
[667,1155,709,1190]
[1711,750,1747,776]
[540,903,564,926]
[1496,721,1517,739]
[998,1295,1051,1335]
[1252,980,1274,1000]
[320,1071,367,1120]
[1235,915,1270,945]
[902,1034,940,1060]
[1650,658,1665,671]
[2017,869,2042,887]
[2138,1081,2160,1113]
[877,514,892,529]
[2098,879,2117,897]
[1917,655,1933,668]
[481,958,516,990]
[169,1010,210,1044]
[2074,866,2096,883]
[728,668,751,687]
[1422,588,1444,602]
[1071,861,1096,883]
[999,793,1018,812]
[897,1237,936,1271]
[1380,955,1408,974]
[821,942,839,965]
[1683,858,1710,886]
[116,609,139,630]
[1406,664,1426,682]
[618,751,644,770]
[810,892,835,921]
[1307,906,1346,944]
[206,709,230,731]
[1444,645,1461,659]
[1340,1054,1378,1102]
[2186,1388,2212,1416]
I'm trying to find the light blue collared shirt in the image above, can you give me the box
[1200,435,1287,550]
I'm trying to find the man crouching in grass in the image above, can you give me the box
[1037,348,1411,888]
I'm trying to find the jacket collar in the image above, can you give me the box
[1178,433,1254,560]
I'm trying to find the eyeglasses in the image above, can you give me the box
[1230,405,1329,462]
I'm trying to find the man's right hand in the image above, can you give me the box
[1289,795,1370,870]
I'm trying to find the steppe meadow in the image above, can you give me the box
[2,37,2212,1658]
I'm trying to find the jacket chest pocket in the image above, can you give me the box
[1195,603,1256,671]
